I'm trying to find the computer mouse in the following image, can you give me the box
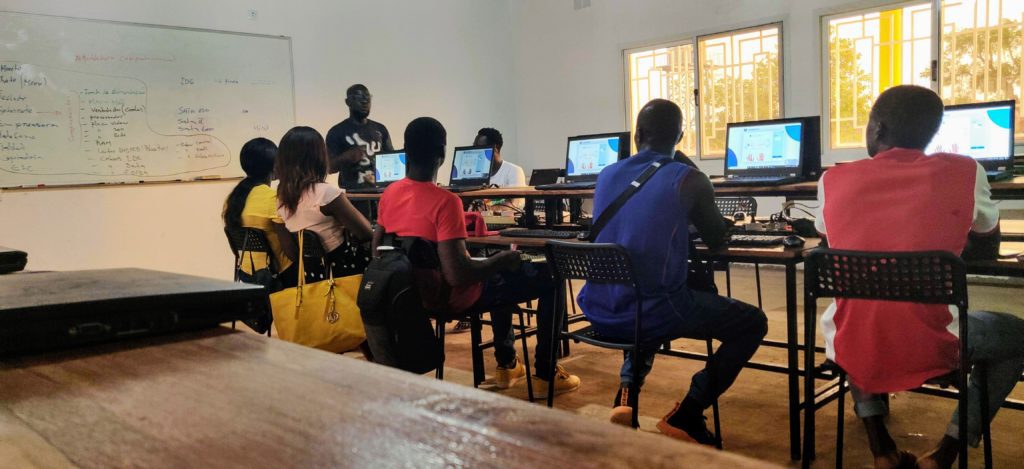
[782,235,806,247]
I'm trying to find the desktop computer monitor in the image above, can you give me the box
[450,145,494,186]
[564,132,629,182]
[925,100,1015,170]
[724,116,821,179]
[373,150,406,187]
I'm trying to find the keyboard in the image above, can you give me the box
[535,181,596,190]
[715,176,801,187]
[727,234,786,246]
[447,185,487,193]
[499,229,582,239]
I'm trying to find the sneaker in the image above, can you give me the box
[655,401,717,446]
[495,358,526,389]
[609,385,638,427]
[450,320,472,334]
[532,364,581,396]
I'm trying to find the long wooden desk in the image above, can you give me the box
[469,235,821,461]
[345,176,1024,201]
[0,328,778,469]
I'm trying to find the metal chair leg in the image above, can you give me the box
[517,307,535,402]
[470,314,485,387]
[754,263,763,310]
[706,338,722,449]
[630,352,641,429]
[725,265,732,297]
[435,318,446,381]
[978,365,992,469]
[836,370,845,469]
[547,287,562,408]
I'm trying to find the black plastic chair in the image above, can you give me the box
[803,249,990,469]
[544,240,721,445]
[224,226,276,336]
[291,231,331,283]
[399,236,535,401]
[714,197,764,309]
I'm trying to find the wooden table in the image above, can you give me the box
[0,328,779,469]
[345,176,1024,201]
[468,234,822,461]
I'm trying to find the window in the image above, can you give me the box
[827,3,933,149]
[698,24,782,157]
[940,0,1024,141]
[623,24,782,159]
[825,1,1024,148]
[626,43,697,155]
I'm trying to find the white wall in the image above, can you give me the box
[506,0,882,175]
[0,0,516,279]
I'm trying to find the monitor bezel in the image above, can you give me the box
[372,149,407,187]
[450,144,495,187]
[723,117,808,178]
[564,132,630,182]
[931,99,1016,170]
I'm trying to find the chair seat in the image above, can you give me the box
[568,325,637,351]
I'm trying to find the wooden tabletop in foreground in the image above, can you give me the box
[0,329,779,469]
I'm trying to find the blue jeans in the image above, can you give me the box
[851,310,1024,446]
[470,262,564,380]
[620,287,767,409]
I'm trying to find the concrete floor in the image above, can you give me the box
[434,266,1024,468]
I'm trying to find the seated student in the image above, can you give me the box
[577,99,767,445]
[374,117,580,395]
[275,126,373,276]
[815,85,1023,469]
[450,127,526,334]
[222,137,297,287]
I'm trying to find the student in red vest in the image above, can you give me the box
[815,85,1024,469]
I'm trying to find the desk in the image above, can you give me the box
[468,235,821,461]
[346,176,1024,206]
[0,328,777,469]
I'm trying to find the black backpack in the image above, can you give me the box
[357,235,442,374]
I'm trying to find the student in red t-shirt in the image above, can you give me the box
[816,85,1024,469]
[374,117,581,395]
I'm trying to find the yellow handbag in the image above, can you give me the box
[270,231,366,353]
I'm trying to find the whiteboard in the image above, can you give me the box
[0,12,295,188]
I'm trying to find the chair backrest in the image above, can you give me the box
[224,226,277,272]
[804,248,968,311]
[544,241,637,287]
[715,196,758,219]
[293,230,330,281]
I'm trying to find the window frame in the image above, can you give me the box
[820,0,1024,153]
[621,21,786,160]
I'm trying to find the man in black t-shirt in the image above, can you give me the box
[325,84,394,189]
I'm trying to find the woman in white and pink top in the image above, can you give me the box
[275,126,372,276]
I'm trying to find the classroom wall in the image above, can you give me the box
[506,0,879,175]
[0,0,516,279]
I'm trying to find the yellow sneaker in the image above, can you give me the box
[532,364,581,395]
[495,359,526,389]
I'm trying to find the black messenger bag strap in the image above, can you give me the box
[583,158,674,242]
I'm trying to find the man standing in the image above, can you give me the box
[578,99,767,445]
[325,84,394,189]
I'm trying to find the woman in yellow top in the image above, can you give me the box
[223,137,298,287]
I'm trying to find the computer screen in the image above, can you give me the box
[374,151,406,184]
[566,136,621,177]
[451,146,494,182]
[925,101,1014,162]
[725,122,803,170]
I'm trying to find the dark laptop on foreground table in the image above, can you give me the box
[446,144,495,192]
[536,132,629,190]
[715,116,821,187]
[925,100,1016,181]
[0,268,268,357]
[346,149,407,194]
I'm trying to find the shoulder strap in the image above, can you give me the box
[584,158,675,242]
